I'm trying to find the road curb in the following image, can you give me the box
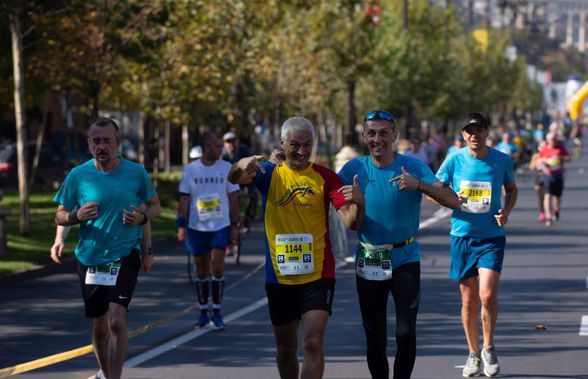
[0,236,177,286]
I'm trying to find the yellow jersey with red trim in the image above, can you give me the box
[254,161,348,285]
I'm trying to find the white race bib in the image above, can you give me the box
[275,234,314,275]
[459,180,492,214]
[196,194,223,221]
[85,260,121,286]
[355,242,393,281]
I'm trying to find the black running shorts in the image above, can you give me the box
[265,278,335,326]
[77,248,141,318]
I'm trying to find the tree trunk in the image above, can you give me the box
[89,82,100,119]
[29,93,50,188]
[10,8,30,236]
[152,122,160,188]
[138,112,145,165]
[164,119,170,173]
[182,124,189,166]
[344,79,357,147]
[319,111,333,170]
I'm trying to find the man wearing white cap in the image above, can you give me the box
[222,132,250,163]
[221,132,257,232]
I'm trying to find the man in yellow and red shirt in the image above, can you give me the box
[228,116,364,379]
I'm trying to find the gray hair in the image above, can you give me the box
[280,117,315,141]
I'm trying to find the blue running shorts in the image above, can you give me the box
[449,235,506,280]
[185,226,230,255]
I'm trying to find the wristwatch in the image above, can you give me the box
[140,211,149,225]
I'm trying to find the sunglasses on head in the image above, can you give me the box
[364,110,396,124]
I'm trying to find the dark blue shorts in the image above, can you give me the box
[449,235,506,281]
[185,226,230,255]
[541,173,564,197]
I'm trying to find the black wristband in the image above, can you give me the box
[68,210,80,225]
[140,211,149,225]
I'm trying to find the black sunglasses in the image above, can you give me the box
[364,110,396,124]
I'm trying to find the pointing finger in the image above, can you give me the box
[353,175,359,186]
[255,161,265,174]
[389,175,401,183]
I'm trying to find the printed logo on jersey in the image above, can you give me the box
[193,175,225,185]
[363,178,375,185]
[275,185,316,206]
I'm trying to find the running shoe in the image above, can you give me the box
[211,313,225,330]
[554,209,560,221]
[95,371,105,379]
[194,313,210,328]
[481,345,500,377]
[462,352,482,377]
[538,213,546,222]
[545,219,552,226]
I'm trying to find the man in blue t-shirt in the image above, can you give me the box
[436,112,517,378]
[54,118,161,379]
[339,110,459,379]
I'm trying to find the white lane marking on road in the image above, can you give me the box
[121,261,352,371]
[420,208,452,229]
[580,315,588,336]
[123,297,268,370]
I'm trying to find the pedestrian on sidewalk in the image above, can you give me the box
[435,112,518,377]
[228,116,365,379]
[177,132,240,330]
[53,117,161,379]
[338,109,459,379]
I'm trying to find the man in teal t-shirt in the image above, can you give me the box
[54,118,161,379]
[436,112,517,378]
[339,110,459,379]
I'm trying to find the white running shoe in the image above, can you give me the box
[481,345,500,377]
[463,352,482,377]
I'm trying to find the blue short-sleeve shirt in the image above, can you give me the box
[339,155,438,269]
[54,158,157,265]
[436,148,515,238]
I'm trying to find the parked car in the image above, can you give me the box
[0,142,70,189]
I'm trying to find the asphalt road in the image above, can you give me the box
[1,144,587,379]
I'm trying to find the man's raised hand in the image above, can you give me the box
[338,175,365,206]
[238,155,266,175]
[389,166,419,190]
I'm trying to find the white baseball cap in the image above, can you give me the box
[223,132,236,141]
